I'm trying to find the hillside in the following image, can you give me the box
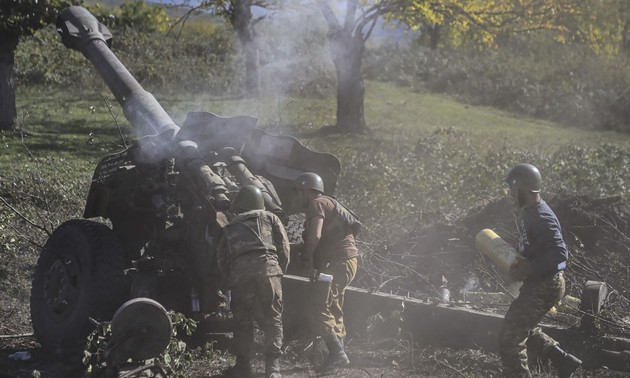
[1,75,629,376]
[2,0,630,375]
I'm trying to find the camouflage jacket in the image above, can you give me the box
[217,209,290,286]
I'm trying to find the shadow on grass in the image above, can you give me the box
[13,119,130,161]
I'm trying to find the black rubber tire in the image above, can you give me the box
[30,219,130,351]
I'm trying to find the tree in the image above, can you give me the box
[545,0,630,56]
[0,0,78,131]
[223,0,261,97]
[118,1,171,33]
[316,0,588,134]
[173,0,271,97]
[317,0,374,134]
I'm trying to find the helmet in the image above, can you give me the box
[505,163,542,193]
[295,172,324,193]
[233,185,264,211]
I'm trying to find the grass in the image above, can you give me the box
[7,79,630,214]
[3,79,628,252]
[2,68,630,378]
[11,80,628,155]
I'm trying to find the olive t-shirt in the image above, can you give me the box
[306,196,358,264]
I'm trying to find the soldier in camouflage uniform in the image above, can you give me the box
[499,164,581,378]
[217,185,290,378]
[294,172,360,374]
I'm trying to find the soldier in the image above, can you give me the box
[217,185,290,378]
[294,172,360,374]
[499,163,582,378]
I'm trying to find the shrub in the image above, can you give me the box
[15,23,241,95]
[365,36,630,132]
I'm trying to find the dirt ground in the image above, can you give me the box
[1,195,630,377]
[1,334,627,377]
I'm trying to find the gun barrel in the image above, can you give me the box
[56,6,179,138]
[220,147,284,217]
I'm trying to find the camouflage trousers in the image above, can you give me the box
[498,272,565,378]
[310,256,358,339]
[230,275,283,357]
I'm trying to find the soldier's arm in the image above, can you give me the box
[272,215,290,273]
[303,216,323,271]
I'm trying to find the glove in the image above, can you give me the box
[509,258,531,282]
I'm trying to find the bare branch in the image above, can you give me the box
[18,129,40,163]
[430,355,469,378]
[345,0,358,32]
[168,1,217,39]
[0,196,50,238]
[0,333,34,339]
[355,3,395,40]
[97,90,127,149]
[9,224,43,249]
[317,0,341,32]
[362,14,379,41]
[252,14,266,26]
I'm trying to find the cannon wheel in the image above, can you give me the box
[110,298,172,362]
[31,219,130,351]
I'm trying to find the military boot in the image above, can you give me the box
[265,353,282,378]
[226,355,252,378]
[548,345,582,378]
[319,332,350,374]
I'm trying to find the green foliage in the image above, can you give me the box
[550,0,630,55]
[82,312,199,376]
[385,0,630,56]
[0,0,80,39]
[365,36,630,132]
[87,1,171,33]
[268,81,630,246]
[7,78,630,375]
[386,0,579,49]
[83,321,111,372]
[119,1,170,33]
[14,23,240,94]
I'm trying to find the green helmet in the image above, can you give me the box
[295,172,324,193]
[505,163,542,193]
[233,185,264,211]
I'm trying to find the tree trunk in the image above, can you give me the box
[622,20,630,55]
[428,25,440,50]
[0,34,18,131]
[241,39,259,97]
[231,0,259,97]
[329,31,367,133]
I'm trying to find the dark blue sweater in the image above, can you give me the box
[518,200,568,280]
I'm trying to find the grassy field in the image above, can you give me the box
[6,79,630,236]
[1,79,629,377]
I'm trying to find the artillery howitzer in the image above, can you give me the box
[29,6,630,375]
[30,6,340,358]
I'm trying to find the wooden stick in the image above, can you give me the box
[0,333,34,339]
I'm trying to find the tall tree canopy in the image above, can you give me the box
[0,0,78,130]
[316,0,618,134]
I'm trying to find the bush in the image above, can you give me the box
[365,36,630,132]
[334,128,630,247]
[15,23,241,95]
